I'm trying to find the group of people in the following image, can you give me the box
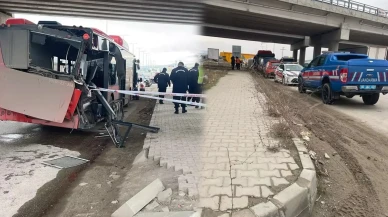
[153,62,205,114]
[231,56,242,70]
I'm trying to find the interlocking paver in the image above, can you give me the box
[145,71,300,211]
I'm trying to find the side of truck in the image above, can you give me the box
[298,52,388,105]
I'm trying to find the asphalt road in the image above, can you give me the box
[286,85,388,135]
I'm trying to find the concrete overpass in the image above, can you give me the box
[0,0,203,25]
[203,0,388,64]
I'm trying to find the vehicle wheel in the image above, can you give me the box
[362,93,379,105]
[322,83,334,104]
[298,77,306,93]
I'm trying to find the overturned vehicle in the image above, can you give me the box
[0,18,158,147]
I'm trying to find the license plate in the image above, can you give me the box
[360,85,376,90]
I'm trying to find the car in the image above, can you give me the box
[298,52,388,105]
[274,63,302,85]
[264,60,281,78]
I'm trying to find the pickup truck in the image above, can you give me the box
[298,52,388,105]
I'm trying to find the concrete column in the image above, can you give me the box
[293,50,298,62]
[313,45,322,58]
[292,50,298,62]
[328,42,339,51]
[299,47,306,65]
[0,11,12,24]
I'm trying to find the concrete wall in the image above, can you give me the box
[0,11,12,24]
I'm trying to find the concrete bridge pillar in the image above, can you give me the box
[0,11,12,24]
[293,50,298,62]
[328,42,340,51]
[299,47,306,65]
[313,45,322,58]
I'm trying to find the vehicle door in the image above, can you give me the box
[276,64,285,81]
[311,55,327,88]
[303,56,320,87]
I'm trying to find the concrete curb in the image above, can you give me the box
[249,138,317,217]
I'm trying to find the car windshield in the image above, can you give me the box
[285,65,303,71]
[272,63,280,67]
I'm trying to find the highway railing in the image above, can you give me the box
[313,0,388,18]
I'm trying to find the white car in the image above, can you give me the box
[274,63,303,85]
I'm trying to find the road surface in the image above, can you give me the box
[286,85,388,135]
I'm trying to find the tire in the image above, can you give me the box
[298,77,306,93]
[322,83,334,104]
[362,93,380,105]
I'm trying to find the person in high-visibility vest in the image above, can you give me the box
[196,65,206,109]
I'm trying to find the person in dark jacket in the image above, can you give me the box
[170,62,189,114]
[154,68,170,104]
[231,56,235,70]
[187,63,199,103]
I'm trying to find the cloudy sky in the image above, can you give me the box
[14,14,201,67]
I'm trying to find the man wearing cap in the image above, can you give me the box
[154,68,170,104]
[170,62,189,114]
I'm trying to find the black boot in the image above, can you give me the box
[182,107,187,113]
[174,108,179,114]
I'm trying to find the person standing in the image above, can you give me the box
[187,63,200,103]
[231,56,235,70]
[196,64,206,109]
[170,62,189,114]
[236,57,241,70]
[153,68,170,104]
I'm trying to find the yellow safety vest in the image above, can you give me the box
[198,66,204,84]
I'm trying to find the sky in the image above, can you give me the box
[14,14,201,67]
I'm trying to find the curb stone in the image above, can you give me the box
[250,138,317,217]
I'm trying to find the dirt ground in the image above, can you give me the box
[252,71,388,217]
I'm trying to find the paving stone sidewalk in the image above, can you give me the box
[144,71,300,212]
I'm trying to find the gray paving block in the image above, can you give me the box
[299,153,315,170]
[112,179,165,217]
[250,202,280,217]
[272,183,309,217]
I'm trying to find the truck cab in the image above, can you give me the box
[298,52,388,105]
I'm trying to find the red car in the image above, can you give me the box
[264,60,280,78]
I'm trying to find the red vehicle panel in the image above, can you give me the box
[265,61,280,78]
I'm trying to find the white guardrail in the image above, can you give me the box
[313,0,388,18]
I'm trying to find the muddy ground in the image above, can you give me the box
[253,71,388,217]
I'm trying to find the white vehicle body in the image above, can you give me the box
[274,63,303,85]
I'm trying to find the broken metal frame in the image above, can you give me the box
[95,87,159,148]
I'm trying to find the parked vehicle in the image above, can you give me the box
[264,60,281,78]
[253,50,275,72]
[274,63,302,85]
[298,52,388,105]
[280,57,295,63]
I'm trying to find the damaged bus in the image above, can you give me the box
[0,18,157,147]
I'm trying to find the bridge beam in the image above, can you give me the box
[320,23,350,51]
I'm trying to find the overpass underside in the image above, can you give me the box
[203,0,388,62]
[0,0,203,25]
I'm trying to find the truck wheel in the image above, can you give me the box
[322,83,334,104]
[362,93,379,105]
[298,78,306,93]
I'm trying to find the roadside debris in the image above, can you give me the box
[324,153,330,159]
[309,150,317,160]
[111,200,119,204]
[111,178,165,217]
[161,206,170,212]
[145,201,160,211]
[133,150,148,164]
[157,188,172,203]
[79,183,88,187]
[300,131,311,141]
